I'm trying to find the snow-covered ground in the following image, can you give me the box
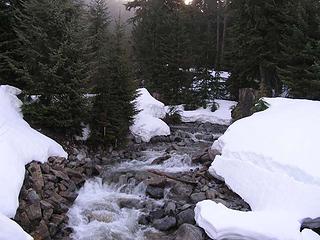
[130,88,236,142]
[130,88,170,142]
[179,100,236,125]
[0,85,67,239]
[195,97,320,239]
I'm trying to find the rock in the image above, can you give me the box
[118,198,142,209]
[179,204,192,211]
[59,191,78,202]
[146,185,164,199]
[177,141,186,147]
[149,209,165,220]
[138,214,149,225]
[34,220,51,240]
[208,148,220,161]
[43,209,54,221]
[190,192,206,203]
[17,211,31,229]
[214,198,230,207]
[26,189,40,204]
[40,200,53,210]
[87,211,114,223]
[165,202,176,214]
[170,183,193,201]
[65,167,82,177]
[51,214,66,226]
[175,224,204,240]
[145,232,173,240]
[165,145,178,153]
[153,216,177,231]
[177,208,195,226]
[152,155,171,165]
[205,189,219,200]
[28,163,44,192]
[301,217,320,231]
[232,88,258,120]
[25,202,42,221]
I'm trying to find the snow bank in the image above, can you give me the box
[302,229,320,240]
[180,100,236,125]
[0,213,33,240]
[0,85,67,238]
[196,98,320,239]
[210,70,230,79]
[130,88,170,142]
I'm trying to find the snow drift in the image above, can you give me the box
[180,100,236,125]
[0,85,67,239]
[195,98,320,240]
[130,88,170,142]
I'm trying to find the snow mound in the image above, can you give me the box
[130,88,170,142]
[301,229,320,240]
[0,85,67,238]
[195,201,300,240]
[210,70,230,79]
[180,100,236,125]
[0,213,33,240]
[196,98,320,240]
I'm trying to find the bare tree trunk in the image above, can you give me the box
[220,0,228,67]
[215,0,221,70]
[259,63,272,97]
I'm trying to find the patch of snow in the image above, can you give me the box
[195,201,300,240]
[75,124,90,141]
[210,70,230,79]
[134,88,167,119]
[0,213,33,240]
[301,229,320,240]
[130,88,170,142]
[0,85,67,238]
[196,97,320,239]
[180,100,237,125]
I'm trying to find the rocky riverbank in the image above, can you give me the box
[14,122,250,240]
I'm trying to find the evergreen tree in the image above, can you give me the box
[0,0,25,87]
[127,0,195,105]
[17,0,87,135]
[227,0,287,98]
[278,0,320,100]
[89,1,137,146]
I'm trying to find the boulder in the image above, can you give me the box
[146,185,164,199]
[153,216,177,231]
[175,224,204,240]
[177,208,195,226]
[152,155,171,165]
[190,192,206,203]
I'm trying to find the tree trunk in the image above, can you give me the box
[259,64,272,97]
[215,0,221,70]
[220,0,228,67]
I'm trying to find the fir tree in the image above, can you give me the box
[227,0,287,98]
[89,1,137,146]
[278,0,320,100]
[17,0,87,135]
[0,0,25,88]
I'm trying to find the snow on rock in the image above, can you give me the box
[0,85,67,238]
[210,70,230,79]
[301,229,320,240]
[180,100,237,125]
[195,201,301,240]
[0,213,33,240]
[196,97,320,240]
[130,88,170,142]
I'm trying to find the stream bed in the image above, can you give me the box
[67,122,250,240]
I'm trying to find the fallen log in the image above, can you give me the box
[148,170,198,186]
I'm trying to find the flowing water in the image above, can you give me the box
[67,123,227,240]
